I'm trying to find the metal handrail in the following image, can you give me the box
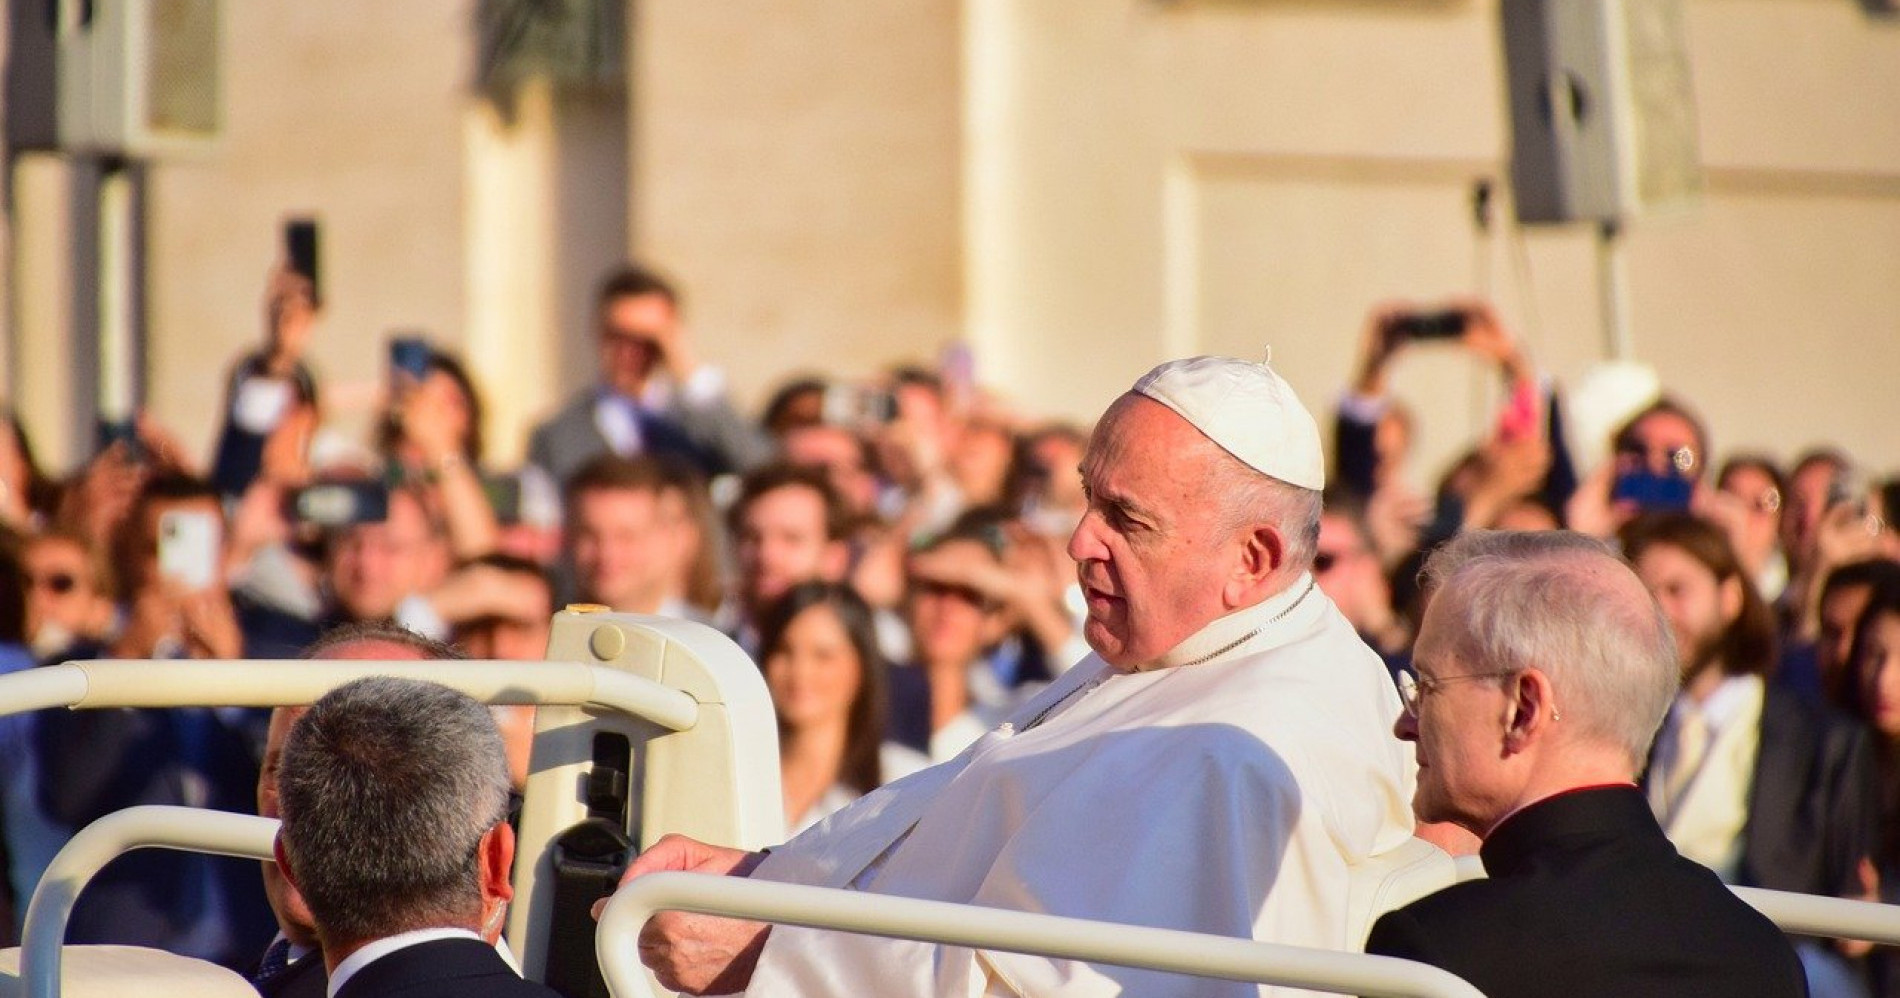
[0,659,700,731]
[1733,887,1900,944]
[20,806,279,998]
[595,873,1489,998]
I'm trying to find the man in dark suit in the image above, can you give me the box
[527,264,771,487]
[274,675,558,998]
[1366,530,1806,998]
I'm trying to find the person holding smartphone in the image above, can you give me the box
[35,473,317,970]
[377,340,502,561]
[210,259,322,502]
[526,264,772,488]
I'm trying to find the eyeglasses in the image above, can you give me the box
[1314,548,1363,574]
[28,572,76,595]
[1396,669,1519,718]
[1617,442,1699,475]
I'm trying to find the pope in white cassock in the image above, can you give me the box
[615,356,1417,996]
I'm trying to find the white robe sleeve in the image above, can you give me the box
[744,725,1311,997]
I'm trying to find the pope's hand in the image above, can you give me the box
[596,834,773,995]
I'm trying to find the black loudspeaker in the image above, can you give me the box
[1501,0,1704,225]
[5,0,62,152]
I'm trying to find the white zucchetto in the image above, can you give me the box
[1131,355,1325,491]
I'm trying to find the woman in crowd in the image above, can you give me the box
[1849,582,1900,996]
[757,581,925,834]
[376,345,500,560]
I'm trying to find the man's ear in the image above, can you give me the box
[1504,668,1556,752]
[273,832,302,895]
[1225,523,1286,607]
[480,822,515,905]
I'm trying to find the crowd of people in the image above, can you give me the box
[0,259,1895,994]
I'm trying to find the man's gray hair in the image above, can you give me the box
[277,676,511,944]
[302,621,466,661]
[1206,447,1321,575]
[1419,530,1679,765]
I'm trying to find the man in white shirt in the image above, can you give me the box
[609,355,1416,996]
[273,673,558,998]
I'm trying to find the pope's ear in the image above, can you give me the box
[1240,523,1286,580]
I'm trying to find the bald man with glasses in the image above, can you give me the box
[1367,529,1805,998]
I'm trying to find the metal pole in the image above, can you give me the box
[95,160,136,422]
[1595,218,1633,360]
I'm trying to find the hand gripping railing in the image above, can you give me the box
[595,873,1489,998]
[19,806,280,998]
[0,659,698,730]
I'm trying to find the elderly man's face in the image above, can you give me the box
[1067,396,1239,667]
[1397,589,1515,830]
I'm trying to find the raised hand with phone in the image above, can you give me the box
[1338,299,1566,562]
[381,337,501,560]
[109,478,244,661]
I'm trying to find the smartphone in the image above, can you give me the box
[1827,467,1870,518]
[97,418,147,463]
[820,384,897,426]
[284,218,321,301]
[482,473,523,524]
[1390,310,1468,342]
[1495,379,1540,443]
[289,481,391,529]
[158,510,221,592]
[1612,470,1695,513]
[229,376,294,434]
[389,335,432,382]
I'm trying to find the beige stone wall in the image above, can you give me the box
[17,0,1896,482]
[963,0,1900,482]
[142,0,477,462]
[629,0,966,411]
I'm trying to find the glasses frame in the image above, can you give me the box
[1396,669,1520,718]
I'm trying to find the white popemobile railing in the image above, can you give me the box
[0,609,787,997]
[595,872,1489,998]
[591,869,1900,998]
[0,657,700,728]
[29,810,1900,998]
[18,808,278,998]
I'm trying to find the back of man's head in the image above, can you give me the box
[1421,530,1679,769]
[277,676,509,947]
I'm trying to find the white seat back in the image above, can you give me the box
[0,946,254,998]
[1343,836,1461,948]
[508,609,782,982]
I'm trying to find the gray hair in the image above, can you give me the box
[302,621,467,661]
[1206,447,1322,576]
[1419,530,1679,766]
[277,676,511,944]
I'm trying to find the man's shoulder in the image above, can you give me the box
[256,954,328,998]
[339,938,559,998]
[529,390,597,440]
